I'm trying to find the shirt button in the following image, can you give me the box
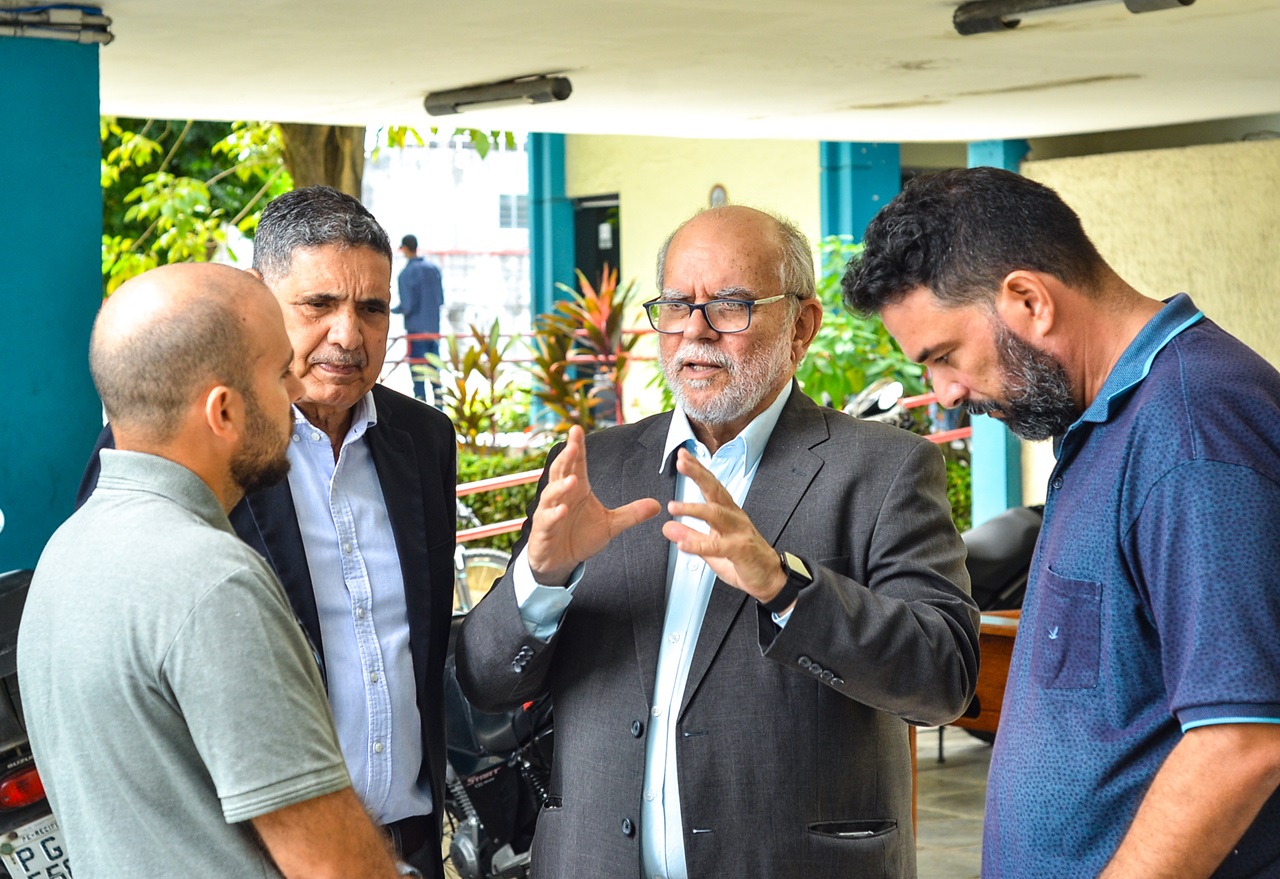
[645,789,655,801]
[356,607,365,619]
[1052,477,1064,490]
[669,632,681,644]
[311,432,321,441]
[291,434,300,443]
[686,560,699,572]
[651,706,662,718]
[343,543,353,554]
[370,672,379,683]
[373,742,384,753]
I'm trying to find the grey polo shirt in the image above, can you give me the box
[19,450,351,878]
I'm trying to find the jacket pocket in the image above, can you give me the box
[807,819,897,840]
[1031,569,1102,689]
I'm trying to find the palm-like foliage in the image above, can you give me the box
[530,265,641,433]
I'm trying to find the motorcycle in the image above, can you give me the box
[0,570,72,879]
[840,377,919,433]
[443,618,553,879]
[962,504,1043,612]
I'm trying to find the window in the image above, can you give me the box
[499,194,528,229]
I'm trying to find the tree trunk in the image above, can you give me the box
[278,124,365,197]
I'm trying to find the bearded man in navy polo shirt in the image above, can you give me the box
[844,166,1280,879]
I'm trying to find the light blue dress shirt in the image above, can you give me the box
[287,392,433,825]
[514,384,792,879]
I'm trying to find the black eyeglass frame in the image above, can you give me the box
[641,293,794,334]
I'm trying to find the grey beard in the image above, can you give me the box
[662,336,794,426]
[968,322,1079,441]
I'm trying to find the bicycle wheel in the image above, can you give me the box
[456,548,512,612]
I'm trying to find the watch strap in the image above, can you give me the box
[761,551,811,615]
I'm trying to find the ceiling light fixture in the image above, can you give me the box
[423,75,573,117]
[954,0,1194,36]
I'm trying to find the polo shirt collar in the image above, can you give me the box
[96,448,232,534]
[1073,293,1204,429]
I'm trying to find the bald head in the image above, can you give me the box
[656,205,816,304]
[90,263,279,443]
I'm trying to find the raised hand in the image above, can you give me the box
[526,425,662,586]
[661,448,788,605]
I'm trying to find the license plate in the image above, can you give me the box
[0,815,72,879]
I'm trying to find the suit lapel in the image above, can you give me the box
[624,414,679,708]
[240,481,323,653]
[679,388,828,717]
[365,396,434,671]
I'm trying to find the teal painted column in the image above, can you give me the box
[967,139,1030,526]
[0,37,103,571]
[527,133,575,316]
[819,142,901,241]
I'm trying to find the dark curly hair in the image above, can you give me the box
[841,167,1107,316]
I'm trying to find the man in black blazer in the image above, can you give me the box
[456,205,978,879]
[80,187,455,876]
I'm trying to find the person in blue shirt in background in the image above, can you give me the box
[844,166,1280,879]
[394,234,445,405]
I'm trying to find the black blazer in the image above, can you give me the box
[79,384,457,862]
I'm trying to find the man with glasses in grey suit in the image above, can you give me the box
[457,205,979,879]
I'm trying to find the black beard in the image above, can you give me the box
[231,452,291,496]
[230,393,292,495]
[966,322,1079,441]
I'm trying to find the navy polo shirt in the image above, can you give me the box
[983,294,1280,878]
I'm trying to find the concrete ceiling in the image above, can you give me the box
[94,0,1280,142]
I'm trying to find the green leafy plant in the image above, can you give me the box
[529,265,642,435]
[457,450,546,552]
[796,236,926,409]
[945,456,973,534]
[101,118,290,294]
[438,320,521,452]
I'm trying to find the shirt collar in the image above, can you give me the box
[292,390,379,446]
[1074,292,1204,429]
[660,381,793,473]
[96,448,233,534]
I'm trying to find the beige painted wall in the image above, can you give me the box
[1018,138,1280,504]
[565,134,821,417]
[1024,139,1280,366]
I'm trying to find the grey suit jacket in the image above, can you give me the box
[456,387,978,879]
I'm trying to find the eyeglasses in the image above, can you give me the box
[642,293,793,334]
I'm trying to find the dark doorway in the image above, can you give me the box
[573,195,620,289]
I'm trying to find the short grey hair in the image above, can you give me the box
[252,185,392,284]
[655,206,816,306]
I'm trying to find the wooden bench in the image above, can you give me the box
[952,610,1020,738]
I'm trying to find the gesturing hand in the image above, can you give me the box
[526,426,662,586]
[661,448,788,605]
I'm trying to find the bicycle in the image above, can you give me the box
[453,498,512,613]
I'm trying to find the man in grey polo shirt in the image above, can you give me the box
[18,264,403,878]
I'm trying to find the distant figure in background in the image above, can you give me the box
[395,234,445,405]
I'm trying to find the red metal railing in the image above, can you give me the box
[455,392,969,543]
[900,391,973,445]
[457,469,541,544]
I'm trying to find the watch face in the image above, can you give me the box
[783,552,812,581]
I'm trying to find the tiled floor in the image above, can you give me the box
[916,726,993,879]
